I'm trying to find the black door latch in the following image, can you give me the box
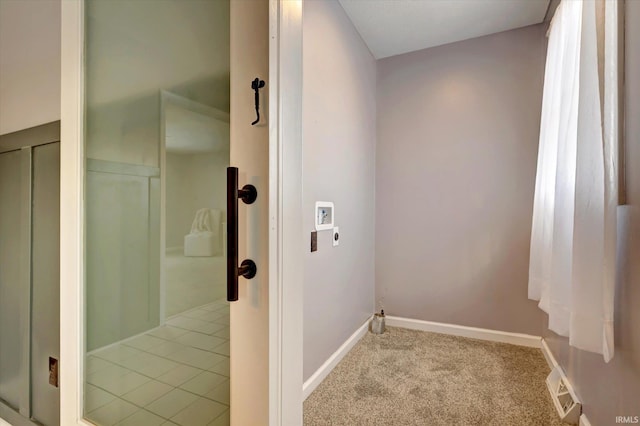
[251,77,265,125]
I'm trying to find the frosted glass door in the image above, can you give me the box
[83,1,231,425]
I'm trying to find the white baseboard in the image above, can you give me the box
[302,316,371,400]
[580,414,592,426]
[0,419,11,426]
[385,316,542,348]
[541,338,559,370]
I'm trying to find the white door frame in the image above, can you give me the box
[59,0,303,424]
[267,1,303,424]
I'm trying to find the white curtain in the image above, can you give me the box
[529,0,619,362]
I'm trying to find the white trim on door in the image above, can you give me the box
[60,0,87,424]
[268,0,303,424]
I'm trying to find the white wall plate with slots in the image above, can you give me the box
[546,365,581,424]
[315,201,334,231]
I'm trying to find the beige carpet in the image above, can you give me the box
[304,327,563,426]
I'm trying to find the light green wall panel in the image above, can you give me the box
[86,170,159,351]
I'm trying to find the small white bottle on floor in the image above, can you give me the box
[371,310,385,334]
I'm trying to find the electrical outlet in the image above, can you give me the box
[311,231,318,252]
[332,227,339,247]
[315,201,335,230]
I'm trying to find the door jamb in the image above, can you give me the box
[268,0,303,424]
[60,0,85,423]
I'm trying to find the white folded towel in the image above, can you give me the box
[189,208,221,235]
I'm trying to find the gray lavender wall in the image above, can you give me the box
[375,24,547,335]
[303,0,377,381]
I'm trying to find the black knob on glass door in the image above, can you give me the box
[227,167,257,302]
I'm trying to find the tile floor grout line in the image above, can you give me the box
[91,330,229,370]
[88,300,229,356]
[86,300,230,425]
[88,349,229,391]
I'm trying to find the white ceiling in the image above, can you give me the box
[338,0,551,59]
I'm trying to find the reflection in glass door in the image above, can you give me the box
[83,1,231,425]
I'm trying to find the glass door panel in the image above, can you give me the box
[83,1,230,425]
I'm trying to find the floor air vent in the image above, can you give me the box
[546,366,582,424]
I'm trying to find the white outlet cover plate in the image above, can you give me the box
[315,201,334,231]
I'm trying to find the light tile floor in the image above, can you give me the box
[85,300,230,426]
